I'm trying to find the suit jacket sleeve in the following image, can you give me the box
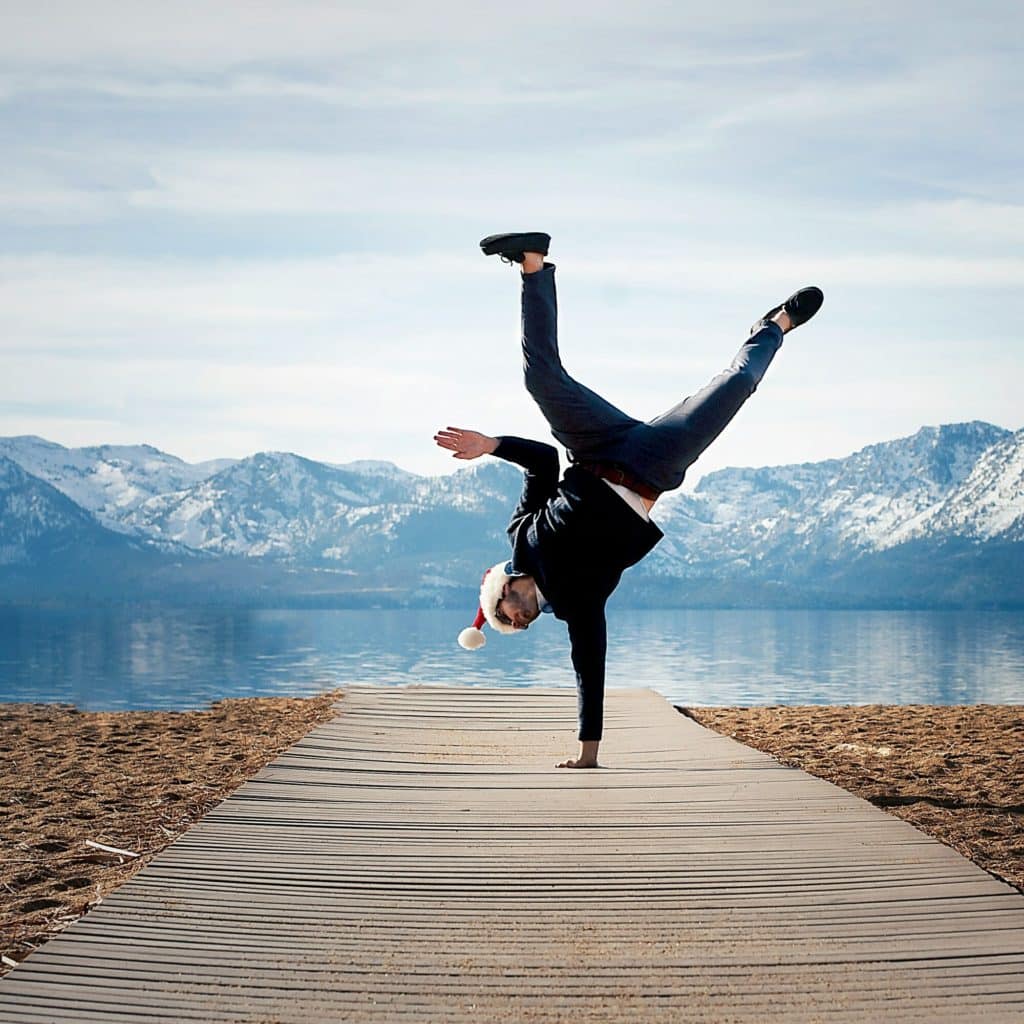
[493,436,560,524]
[567,604,607,742]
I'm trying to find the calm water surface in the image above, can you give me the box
[1,607,1022,710]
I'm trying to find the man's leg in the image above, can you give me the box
[618,318,786,494]
[600,285,822,494]
[519,255,641,457]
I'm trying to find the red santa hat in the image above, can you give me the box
[457,560,519,649]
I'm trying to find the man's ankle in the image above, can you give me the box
[522,252,545,274]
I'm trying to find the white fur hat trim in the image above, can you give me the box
[480,560,519,635]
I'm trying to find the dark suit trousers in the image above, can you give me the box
[520,263,783,494]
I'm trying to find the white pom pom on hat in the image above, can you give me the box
[457,608,487,650]
[457,560,520,650]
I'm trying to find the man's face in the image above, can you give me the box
[495,577,540,630]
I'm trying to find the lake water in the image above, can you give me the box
[1,607,1022,710]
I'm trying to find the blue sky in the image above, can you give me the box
[2,1,1021,485]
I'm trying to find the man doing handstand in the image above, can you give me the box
[435,232,823,769]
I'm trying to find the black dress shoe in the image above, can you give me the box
[479,232,551,264]
[753,286,824,334]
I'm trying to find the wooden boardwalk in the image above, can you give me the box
[2,685,1023,1022]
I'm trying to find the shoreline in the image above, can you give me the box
[2,697,1021,976]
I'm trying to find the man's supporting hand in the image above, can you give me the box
[557,740,600,769]
[434,427,499,460]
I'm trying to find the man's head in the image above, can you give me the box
[479,561,539,634]
[458,561,541,649]
[493,576,541,631]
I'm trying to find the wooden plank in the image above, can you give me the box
[2,684,1023,1023]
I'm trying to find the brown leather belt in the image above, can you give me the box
[578,461,661,502]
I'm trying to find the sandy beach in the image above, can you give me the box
[1,696,1021,976]
[1,692,341,975]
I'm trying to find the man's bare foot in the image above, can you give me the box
[522,252,545,274]
[557,739,600,768]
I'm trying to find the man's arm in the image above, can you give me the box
[492,436,560,521]
[557,605,606,769]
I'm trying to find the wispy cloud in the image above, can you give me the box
[1,1,1021,480]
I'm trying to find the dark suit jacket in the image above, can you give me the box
[494,436,664,740]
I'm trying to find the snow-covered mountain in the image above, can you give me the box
[116,453,517,566]
[647,422,1014,577]
[1,455,104,566]
[1,422,1021,606]
[0,455,155,581]
[122,452,393,558]
[911,428,1024,542]
[0,436,234,534]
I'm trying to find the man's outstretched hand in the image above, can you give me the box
[434,427,498,460]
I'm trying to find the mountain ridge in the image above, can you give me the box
[1,423,1021,607]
